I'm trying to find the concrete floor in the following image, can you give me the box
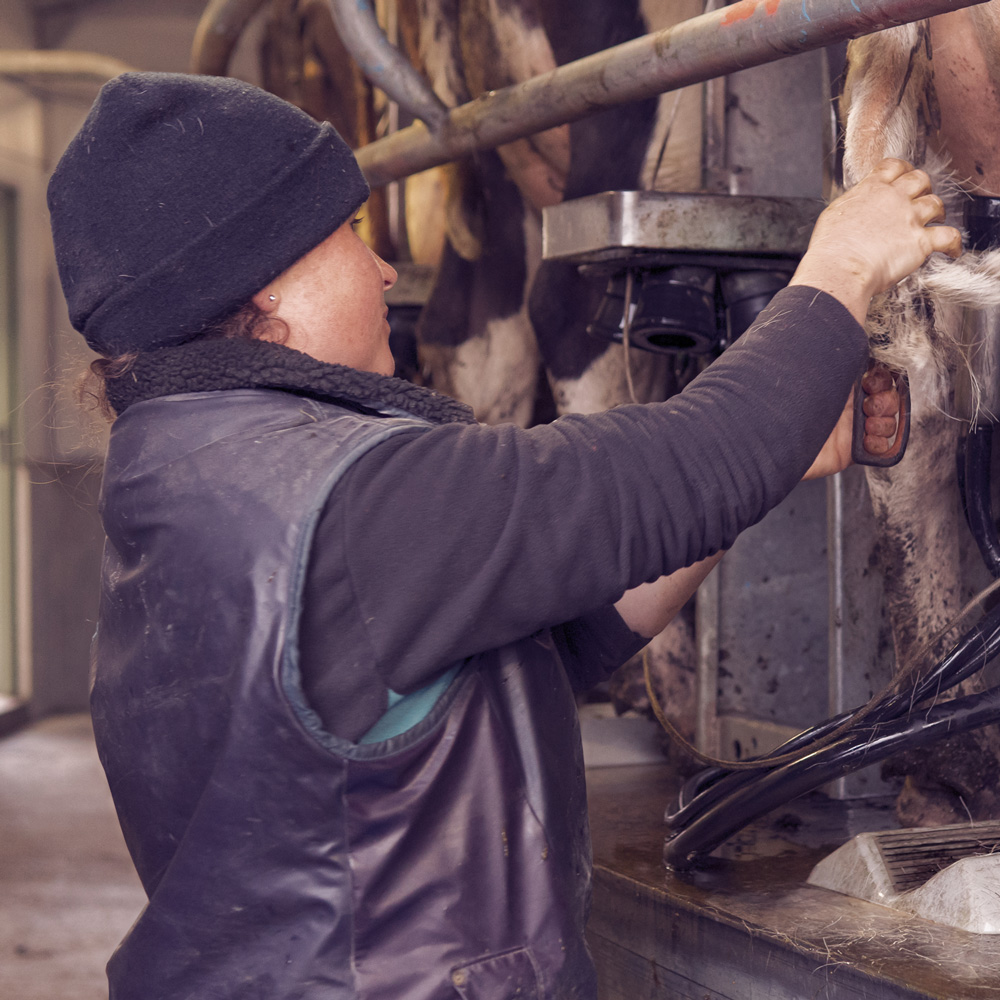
[0,714,145,999]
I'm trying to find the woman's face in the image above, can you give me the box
[254,217,398,375]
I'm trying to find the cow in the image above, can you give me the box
[841,6,1000,825]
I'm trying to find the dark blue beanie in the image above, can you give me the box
[47,72,370,356]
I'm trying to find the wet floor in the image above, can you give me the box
[586,765,1000,999]
[0,714,145,1000]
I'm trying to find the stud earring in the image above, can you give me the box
[268,294,277,302]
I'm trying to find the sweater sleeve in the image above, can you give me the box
[551,605,650,693]
[303,285,867,696]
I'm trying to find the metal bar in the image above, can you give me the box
[695,564,721,757]
[357,0,988,188]
[701,0,730,194]
[0,50,133,82]
[325,0,449,129]
[826,470,849,799]
[190,0,270,76]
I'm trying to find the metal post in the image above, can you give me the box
[357,0,988,187]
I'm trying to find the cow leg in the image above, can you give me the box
[416,160,542,426]
[895,7,1000,823]
[861,288,1000,825]
[841,21,934,186]
[459,0,569,211]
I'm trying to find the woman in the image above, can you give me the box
[48,72,958,1000]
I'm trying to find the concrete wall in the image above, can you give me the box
[8,0,264,716]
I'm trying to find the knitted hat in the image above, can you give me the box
[47,72,370,356]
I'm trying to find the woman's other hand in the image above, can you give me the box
[803,364,900,480]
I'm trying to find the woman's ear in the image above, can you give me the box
[252,285,280,312]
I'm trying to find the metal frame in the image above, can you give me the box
[186,0,989,187]
[353,0,988,187]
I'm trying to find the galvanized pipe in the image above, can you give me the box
[0,49,133,82]
[325,0,449,129]
[190,0,270,76]
[357,0,989,188]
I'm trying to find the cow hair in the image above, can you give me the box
[843,23,1000,422]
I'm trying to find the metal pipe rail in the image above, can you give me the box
[356,0,989,187]
[0,50,133,82]
[191,0,450,129]
[325,0,449,130]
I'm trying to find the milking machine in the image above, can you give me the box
[544,189,811,363]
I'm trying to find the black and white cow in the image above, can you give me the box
[841,6,1000,825]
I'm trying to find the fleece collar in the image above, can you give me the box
[105,337,476,426]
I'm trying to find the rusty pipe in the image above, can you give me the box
[357,0,990,188]
[0,49,133,81]
[325,0,449,129]
[190,0,270,75]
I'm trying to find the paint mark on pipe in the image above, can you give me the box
[722,0,781,25]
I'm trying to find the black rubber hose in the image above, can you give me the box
[665,601,1000,830]
[961,196,1000,579]
[964,421,1000,579]
[664,681,1000,870]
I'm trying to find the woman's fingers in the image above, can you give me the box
[870,157,917,183]
[862,370,901,446]
[863,432,891,456]
[861,366,894,394]
[788,156,963,320]
[913,193,946,224]
[866,414,899,437]
[888,163,933,196]
[928,221,964,258]
[863,386,899,417]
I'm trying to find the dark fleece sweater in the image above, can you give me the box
[298,285,868,740]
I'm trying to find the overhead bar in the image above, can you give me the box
[0,50,133,82]
[356,0,988,188]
